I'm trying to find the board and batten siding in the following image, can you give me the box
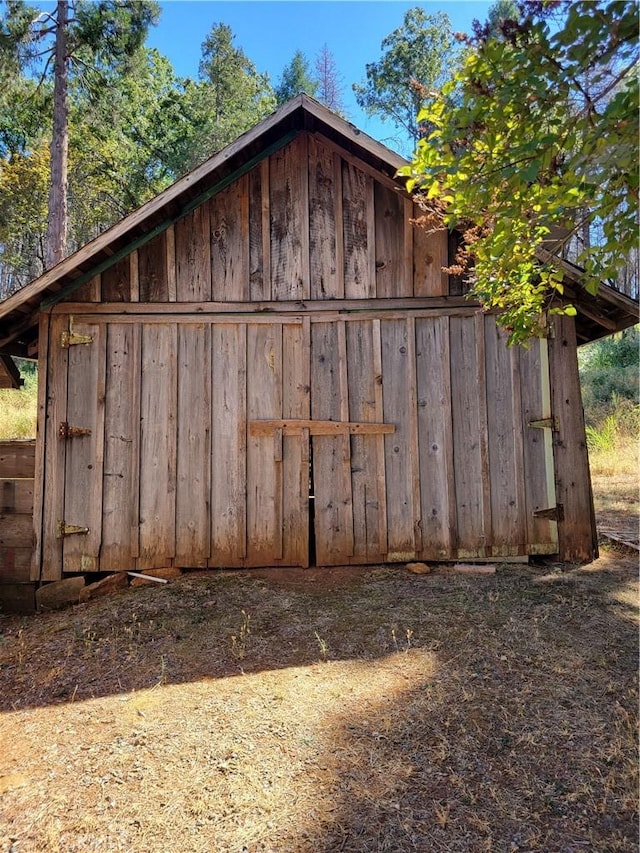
[35,309,560,578]
[63,132,449,307]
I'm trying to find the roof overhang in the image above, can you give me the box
[0,93,637,357]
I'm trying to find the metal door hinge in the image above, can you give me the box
[56,521,90,538]
[528,417,559,431]
[533,505,564,522]
[61,330,93,348]
[59,421,92,439]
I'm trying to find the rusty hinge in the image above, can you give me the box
[61,329,93,348]
[56,521,90,538]
[528,416,559,431]
[59,421,92,439]
[533,505,564,522]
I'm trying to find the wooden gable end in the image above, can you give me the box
[63,132,449,308]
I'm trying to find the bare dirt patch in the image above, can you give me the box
[0,550,637,853]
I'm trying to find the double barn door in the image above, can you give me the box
[38,309,558,578]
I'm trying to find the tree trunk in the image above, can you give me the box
[46,0,69,269]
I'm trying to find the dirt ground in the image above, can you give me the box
[0,539,638,852]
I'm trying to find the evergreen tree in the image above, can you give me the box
[275,50,317,104]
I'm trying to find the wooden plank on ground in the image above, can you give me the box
[415,316,456,557]
[210,177,249,301]
[62,321,106,573]
[176,324,211,566]
[176,204,212,301]
[138,323,177,568]
[101,323,139,570]
[210,323,247,567]
[270,137,308,300]
[548,315,598,562]
[450,315,486,555]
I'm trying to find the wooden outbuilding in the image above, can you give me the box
[0,95,638,592]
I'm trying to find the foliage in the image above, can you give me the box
[578,326,639,415]
[275,49,318,104]
[353,7,458,149]
[182,22,275,169]
[314,43,345,114]
[400,1,639,344]
[0,364,37,439]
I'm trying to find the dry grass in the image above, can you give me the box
[0,374,37,440]
[0,554,637,853]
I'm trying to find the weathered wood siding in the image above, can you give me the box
[64,133,450,306]
[0,478,34,583]
[38,128,595,576]
[36,309,562,577]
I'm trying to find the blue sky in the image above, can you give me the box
[146,1,492,154]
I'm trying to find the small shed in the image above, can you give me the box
[0,95,637,586]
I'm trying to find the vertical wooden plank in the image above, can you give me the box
[281,319,310,567]
[211,177,249,301]
[30,314,50,581]
[342,160,375,298]
[246,323,283,565]
[270,137,308,300]
[165,225,177,302]
[374,182,409,298]
[519,340,553,549]
[41,314,68,579]
[102,257,131,302]
[346,320,381,559]
[403,197,414,297]
[138,323,177,568]
[70,274,100,303]
[311,320,353,565]
[129,323,141,559]
[548,315,597,562]
[129,251,139,302]
[415,316,456,558]
[381,318,416,559]
[338,320,354,556]
[176,204,212,302]
[413,205,448,296]
[249,161,270,301]
[450,316,486,556]
[405,316,422,552]
[309,135,341,299]
[102,323,138,569]
[510,342,527,550]
[372,318,388,555]
[484,317,522,555]
[476,313,492,550]
[62,322,106,572]
[211,323,247,566]
[176,323,211,566]
[138,232,168,302]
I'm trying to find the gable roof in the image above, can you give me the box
[0,93,637,357]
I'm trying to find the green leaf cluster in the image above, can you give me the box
[400,0,639,344]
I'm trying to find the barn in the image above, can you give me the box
[0,95,638,603]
